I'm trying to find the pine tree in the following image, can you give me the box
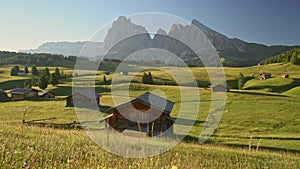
[10,66,20,76]
[31,66,39,76]
[142,72,154,84]
[44,67,50,82]
[24,80,32,88]
[290,55,297,65]
[103,75,107,84]
[238,73,245,90]
[38,73,48,89]
[24,66,29,74]
[31,78,38,86]
[142,72,148,84]
[49,73,59,86]
[55,68,61,78]
[148,72,154,84]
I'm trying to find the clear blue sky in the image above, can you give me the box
[1,0,300,51]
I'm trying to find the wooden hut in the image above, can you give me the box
[210,84,229,92]
[0,89,8,99]
[10,88,40,101]
[281,74,289,78]
[120,71,128,75]
[260,72,272,80]
[38,90,56,99]
[64,89,101,107]
[102,92,175,137]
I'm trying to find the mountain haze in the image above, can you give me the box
[19,41,104,58]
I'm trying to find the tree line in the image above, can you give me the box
[10,66,73,89]
[264,48,300,65]
[0,51,85,68]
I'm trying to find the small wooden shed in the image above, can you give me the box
[64,89,101,107]
[102,92,175,137]
[260,72,272,80]
[120,71,128,75]
[0,89,8,98]
[210,84,229,92]
[10,88,40,101]
[281,74,289,78]
[38,90,56,99]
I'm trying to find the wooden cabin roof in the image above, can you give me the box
[210,84,227,88]
[38,90,55,97]
[65,89,101,99]
[10,88,40,94]
[122,129,148,138]
[106,92,174,114]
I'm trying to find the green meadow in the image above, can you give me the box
[0,63,300,168]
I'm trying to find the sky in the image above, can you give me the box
[0,0,300,51]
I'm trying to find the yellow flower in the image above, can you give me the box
[171,166,178,169]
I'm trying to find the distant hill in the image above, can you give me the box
[0,51,120,71]
[264,48,300,65]
[0,51,78,68]
[19,41,104,58]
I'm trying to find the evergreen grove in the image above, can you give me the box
[264,48,300,65]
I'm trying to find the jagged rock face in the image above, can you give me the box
[103,16,150,53]
[191,19,244,51]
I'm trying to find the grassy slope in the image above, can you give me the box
[0,64,300,168]
[1,123,299,168]
[283,86,300,95]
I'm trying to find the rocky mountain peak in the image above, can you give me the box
[104,16,149,52]
[156,28,167,35]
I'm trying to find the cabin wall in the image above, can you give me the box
[25,91,38,98]
[66,94,99,107]
[106,101,173,136]
[12,94,25,101]
[42,93,55,99]
[0,93,8,98]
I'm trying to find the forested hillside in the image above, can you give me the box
[0,51,82,68]
[264,48,300,65]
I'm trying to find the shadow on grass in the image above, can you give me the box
[230,90,288,97]
[180,134,300,153]
[52,85,111,96]
[219,143,300,154]
[24,121,84,130]
[99,105,112,112]
[175,118,204,126]
[244,78,300,93]
[0,79,28,90]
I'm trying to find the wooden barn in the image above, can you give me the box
[102,92,175,137]
[120,71,128,75]
[64,89,101,107]
[0,89,8,98]
[281,74,289,78]
[260,72,272,80]
[38,90,55,99]
[210,84,229,92]
[10,88,40,101]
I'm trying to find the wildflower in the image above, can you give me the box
[22,162,28,168]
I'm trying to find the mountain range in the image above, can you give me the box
[20,16,299,66]
[19,41,104,58]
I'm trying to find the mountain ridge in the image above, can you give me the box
[19,41,104,57]
[20,17,299,66]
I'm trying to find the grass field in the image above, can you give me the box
[0,64,300,168]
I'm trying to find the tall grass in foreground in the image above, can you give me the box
[0,123,299,168]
